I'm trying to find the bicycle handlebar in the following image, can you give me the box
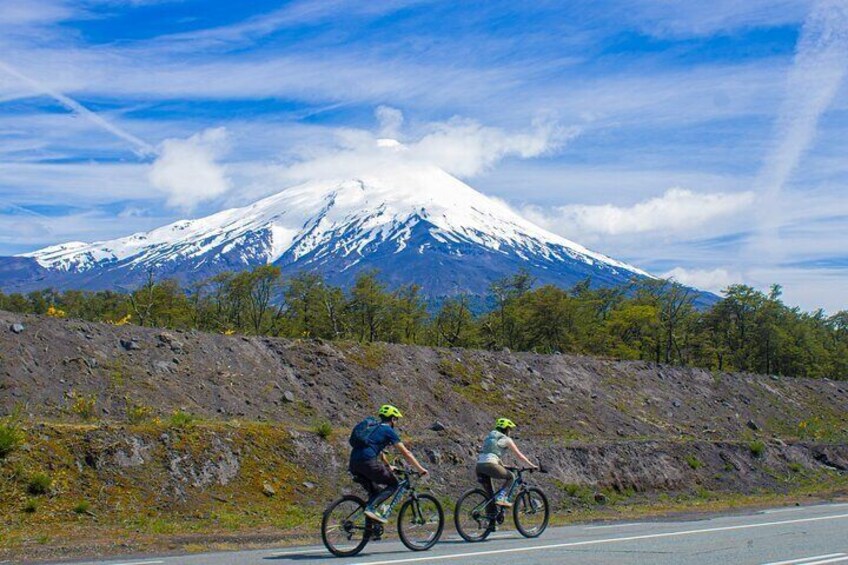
[506,464,549,474]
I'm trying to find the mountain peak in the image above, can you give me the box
[9,167,651,295]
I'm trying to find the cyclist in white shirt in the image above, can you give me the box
[476,418,537,508]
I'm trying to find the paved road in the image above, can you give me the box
[61,502,848,565]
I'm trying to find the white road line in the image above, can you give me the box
[350,512,848,565]
[762,553,846,565]
[801,557,848,565]
[268,548,327,557]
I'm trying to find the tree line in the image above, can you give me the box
[2,267,846,380]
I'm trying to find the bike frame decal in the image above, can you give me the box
[384,481,408,517]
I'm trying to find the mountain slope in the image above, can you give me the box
[3,161,653,297]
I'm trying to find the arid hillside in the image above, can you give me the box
[1,310,847,562]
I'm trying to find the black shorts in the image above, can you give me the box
[349,458,399,497]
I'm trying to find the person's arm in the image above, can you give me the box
[507,439,537,469]
[394,442,429,476]
[380,452,394,470]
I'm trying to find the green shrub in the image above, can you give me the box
[23,499,37,513]
[685,455,704,470]
[126,399,153,424]
[0,422,21,458]
[27,473,52,496]
[70,393,97,421]
[73,501,91,515]
[749,440,766,458]
[788,462,804,473]
[313,420,333,440]
[168,410,195,428]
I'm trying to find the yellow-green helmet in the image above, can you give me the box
[495,418,516,430]
[378,404,403,419]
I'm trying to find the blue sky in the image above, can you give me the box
[0,0,846,311]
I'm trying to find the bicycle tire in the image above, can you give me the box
[513,487,550,538]
[454,488,495,542]
[398,493,444,551]
[321,494,372,557]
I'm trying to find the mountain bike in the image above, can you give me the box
[321,467,445,557]
[454,465,549,542]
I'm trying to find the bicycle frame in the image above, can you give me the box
[346,469,422,532]
[472,467,535,522]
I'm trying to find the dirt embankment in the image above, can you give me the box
[1,311,847,561]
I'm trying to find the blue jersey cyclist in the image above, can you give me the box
[349,404,429,523]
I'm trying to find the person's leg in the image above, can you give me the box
[479,463,515,506]
[351,471,379,505]
[475,463,497,519]
[352,459,399,521]
[367,460,399,508]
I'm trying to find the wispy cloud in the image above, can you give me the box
[523,188,754,237]
[0,59,155,156]
[748,0,848,264]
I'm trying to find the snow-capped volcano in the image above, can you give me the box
[2,162,652,296]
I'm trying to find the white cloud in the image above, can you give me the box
[661,267,741,294]
[269,111,571,188]
[149,127,231,210]
[376,105,404,139]
[523,188,754,237]
[409,117,576,178]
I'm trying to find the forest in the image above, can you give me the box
[1,266,846,380]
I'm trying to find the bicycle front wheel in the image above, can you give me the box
[454,488,495,542]
[321,495,372,557]
[398,493,444,551]
[513,487,549,538]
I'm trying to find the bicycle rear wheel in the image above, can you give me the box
[398,493,444,551]
[321,495,372,557]
[513,487,549,538]
[454,488,495,542]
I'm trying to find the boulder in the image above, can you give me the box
[429,421,447,432]
[120,339,141,351]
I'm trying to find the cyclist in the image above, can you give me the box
[477,418,537,509]
[349,404,429,524]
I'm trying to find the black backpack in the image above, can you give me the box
[349,416,380,448]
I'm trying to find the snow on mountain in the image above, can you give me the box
[7,158,654,296]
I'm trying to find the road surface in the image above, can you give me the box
[58,502,848,565]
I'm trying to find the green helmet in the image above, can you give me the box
[495,417,516,430]
[378,404,403,419]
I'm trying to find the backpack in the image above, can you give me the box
[349,416,380,448]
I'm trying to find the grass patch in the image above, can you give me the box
[749,440,766,458]
[70,393,97,421]
[27,473,52,496]
[347,342,388,370]
[22,499,38,513]
[313,420,333,440]
[169,410,196,428]
[788,462,805,474]
[73,501,92,515]
[0,421,22,458]
[685,455,704,470]
[126,399,153,424]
